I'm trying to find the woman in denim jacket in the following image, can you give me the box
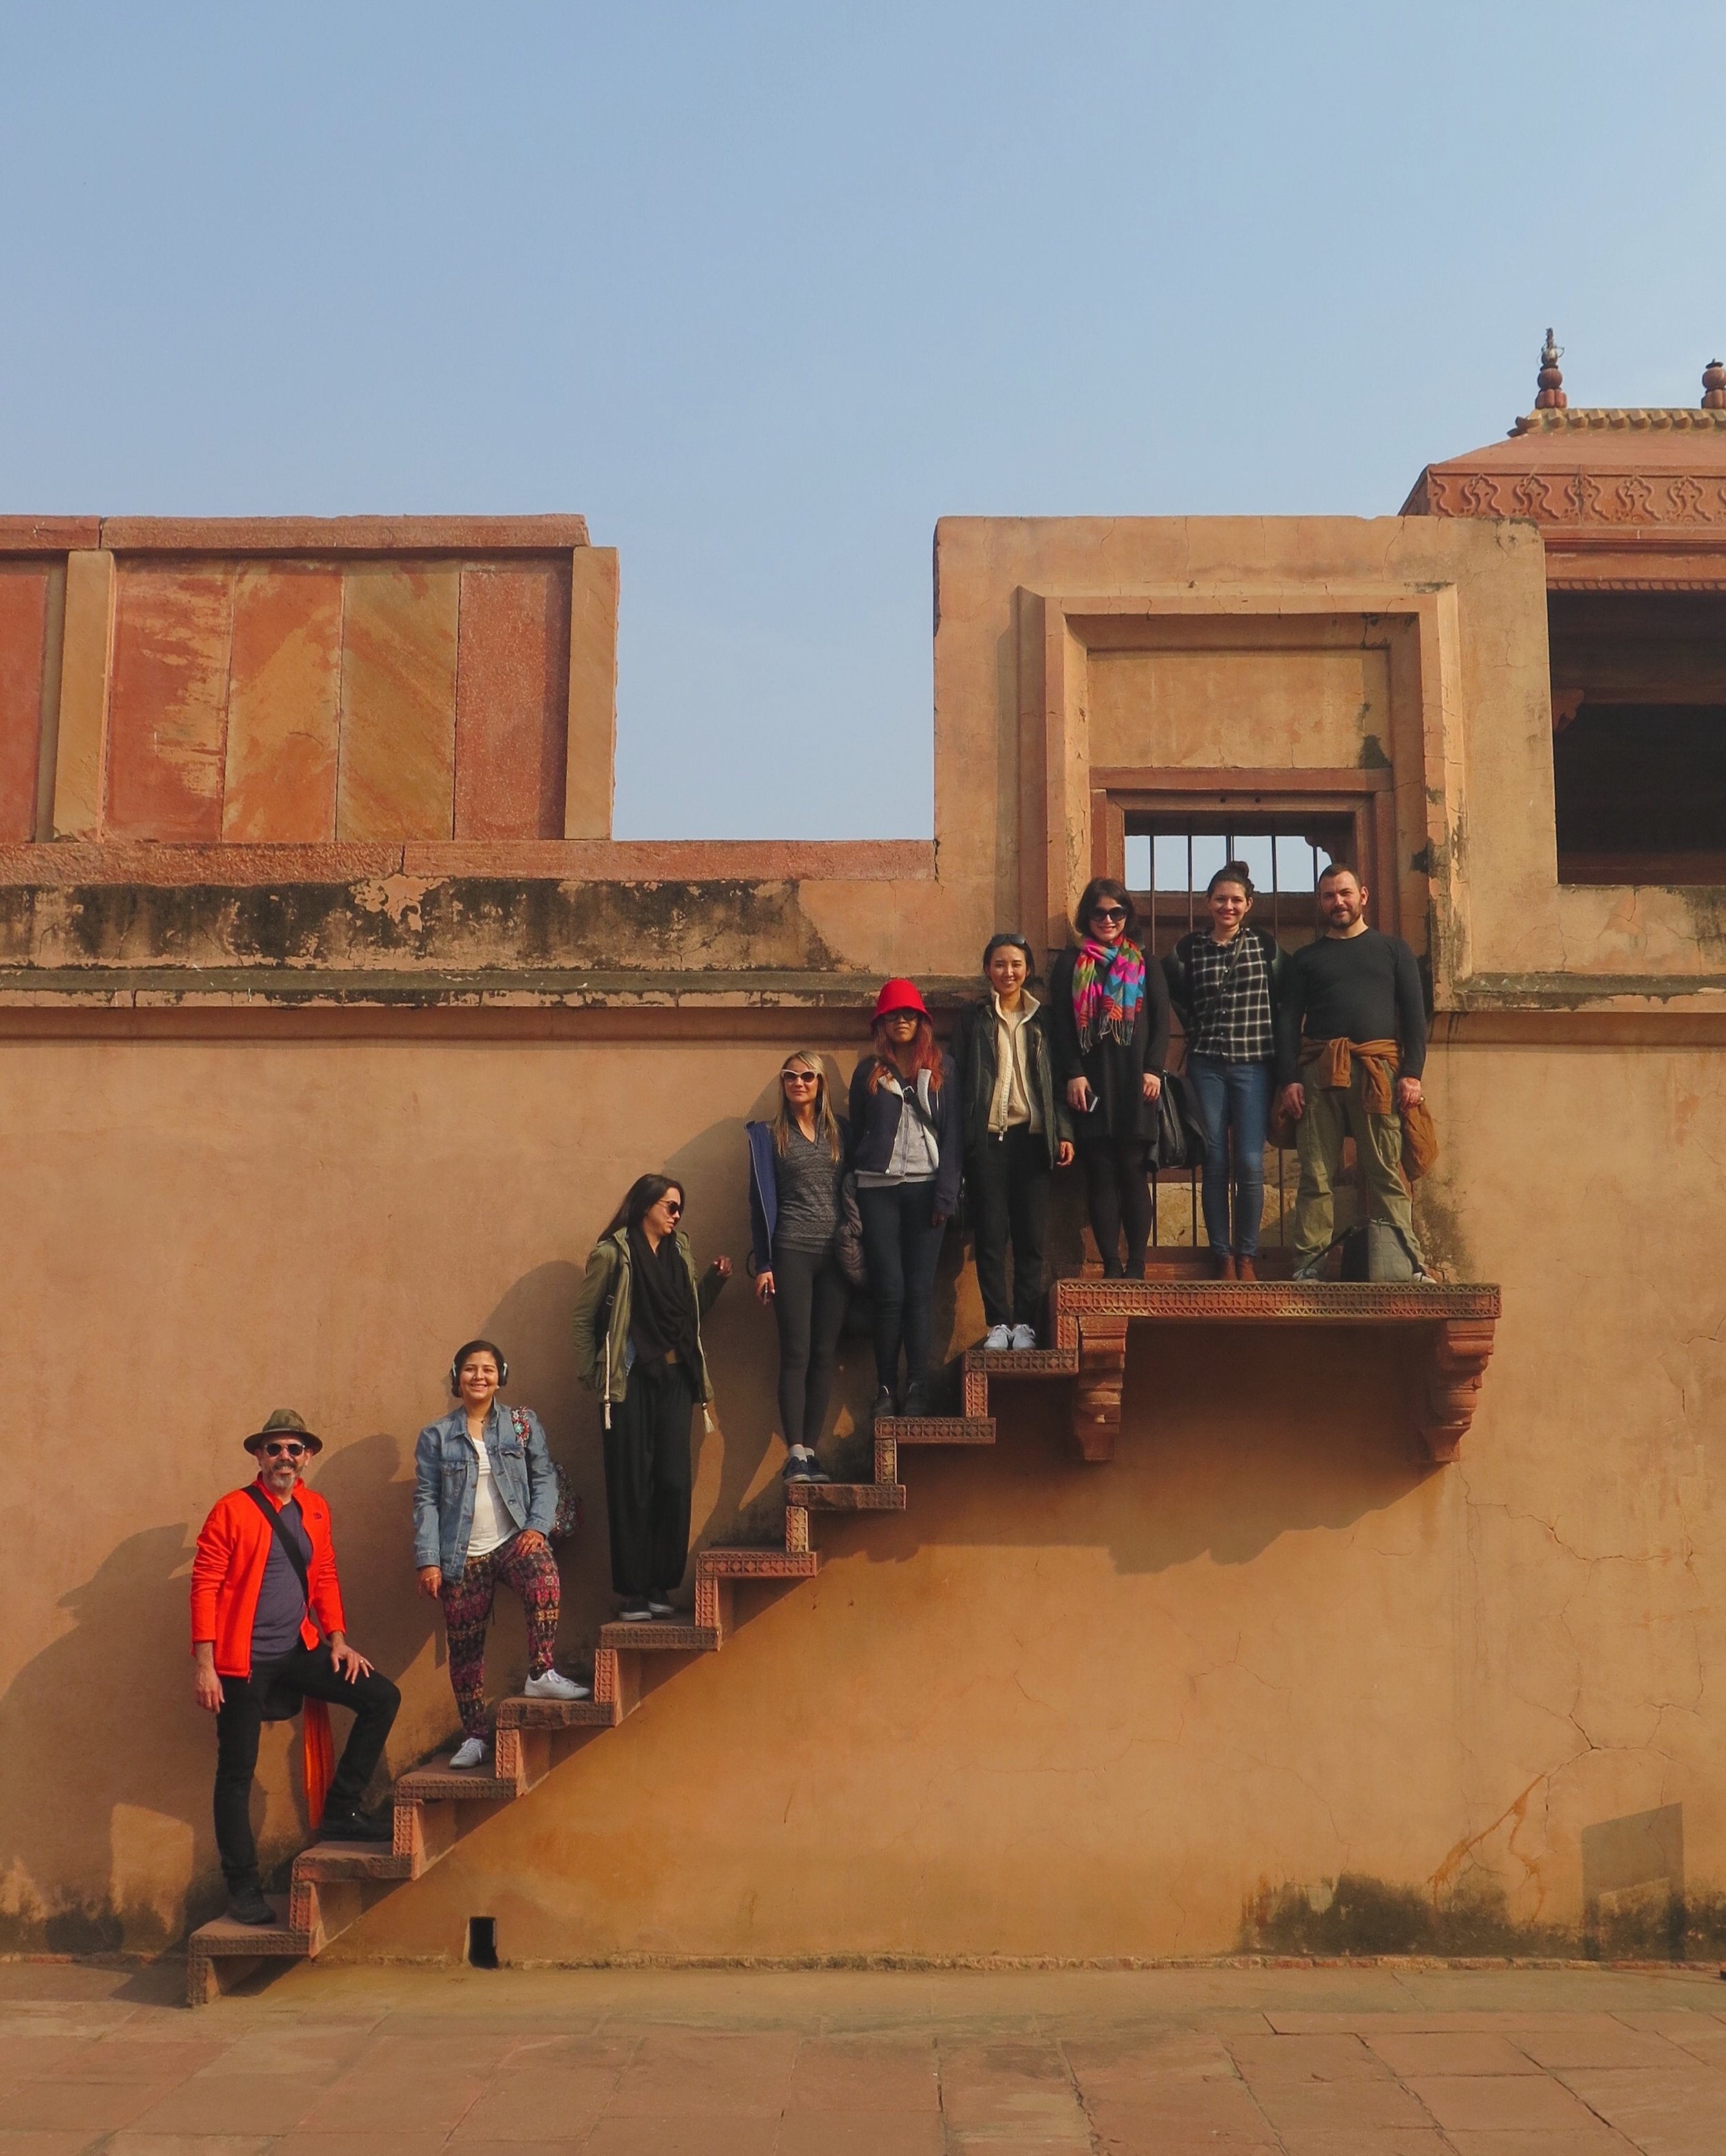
[414,1339,587,1771]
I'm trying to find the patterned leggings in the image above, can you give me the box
[438,1534,561,1737]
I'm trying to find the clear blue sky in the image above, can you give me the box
[1,4,1720,838]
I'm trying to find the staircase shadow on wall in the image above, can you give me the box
[853,1322,1437,1577]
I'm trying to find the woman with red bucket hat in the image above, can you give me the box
[848,979,962,1422]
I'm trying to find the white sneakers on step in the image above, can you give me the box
[985,1323,1039,1352]
[450,1736,487,1770]
[523,1667,591,1702]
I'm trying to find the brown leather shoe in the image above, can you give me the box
[1216,1252,1237,1281]
[1235,1255,1257,1282]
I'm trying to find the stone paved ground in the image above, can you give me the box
[3,1959,1726,2154]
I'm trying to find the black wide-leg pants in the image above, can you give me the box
[603,1354,697,1598]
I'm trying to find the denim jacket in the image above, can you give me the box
[412,1400,558,1576]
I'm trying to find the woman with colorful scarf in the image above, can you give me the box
[1049,877,1172,1278]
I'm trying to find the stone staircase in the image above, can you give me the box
[186,1337,1078,2004]
[186,1272,1497,2003]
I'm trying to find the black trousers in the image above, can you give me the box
[966,1129,1051,1327]
[604,1354,696,1597]
[213,1641,401,1887]
[1077,1132,1154,1277]
[857,1181,944,1392]
[770,1240,848,1447]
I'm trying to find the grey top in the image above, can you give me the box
[773,1125,840,1252]
[250,1496,312,1660]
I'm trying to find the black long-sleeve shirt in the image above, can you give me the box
[1274,929,1426,1088]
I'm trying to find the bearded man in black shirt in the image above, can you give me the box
[1274,862,1428,1279]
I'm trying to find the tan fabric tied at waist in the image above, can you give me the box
[1282,1035,1441,1183]
[1301,1034,1401,1114]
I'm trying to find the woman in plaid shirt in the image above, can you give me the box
[1163,863,1286,1281]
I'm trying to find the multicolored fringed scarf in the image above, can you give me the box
[1072,937,1146,1051]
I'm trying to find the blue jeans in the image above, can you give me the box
[1187,1056,1273,1257]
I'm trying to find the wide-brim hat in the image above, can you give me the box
[872,977,929,1022]
[244,1407,324,1456]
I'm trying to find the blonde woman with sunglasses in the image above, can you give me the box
[746,1051,850,1484]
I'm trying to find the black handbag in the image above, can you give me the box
[1153,1068,1208,1169]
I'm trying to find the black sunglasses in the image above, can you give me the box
[262,1440,305,1458]
[663,1200,682,1216]
[1092,905,1127,924]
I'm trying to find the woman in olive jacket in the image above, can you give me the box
[953,933,1074,1350]
[572,1174,731,1623]
[1048,877,1172,1279]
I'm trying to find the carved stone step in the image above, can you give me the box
[293,1840,416,1885]
[795,1482,907,1511]
[186,1898,310,2003]
[881,1415,996,1445]
[396,1759,525,1805]
[497,1694,618,1731]
[698,1546,821,1581]
[962,1348,1080,1375]
[598,1619,721,1653]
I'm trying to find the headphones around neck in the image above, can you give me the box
[449,1343,509,1397]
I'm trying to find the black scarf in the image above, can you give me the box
[627,1227,699,1363]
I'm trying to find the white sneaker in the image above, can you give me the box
[1009,1324,1038,1351]
[449,1736,487,1770]
[983,1323,1014,1352]
[646,1600,677,1618]
[523,1668,591,1702]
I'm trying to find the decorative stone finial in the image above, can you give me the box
[1534,329,1567,410]
[1703,358,1726,411]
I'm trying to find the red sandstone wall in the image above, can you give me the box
[0,519,614,847]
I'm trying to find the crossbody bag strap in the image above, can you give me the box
[241,1482,314,1604]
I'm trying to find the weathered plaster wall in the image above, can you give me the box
[3,1028,1720,1959]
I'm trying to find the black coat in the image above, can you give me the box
[1047,944,1172,1144]
[951,996,1074,1167]
[847,1053,964,1218]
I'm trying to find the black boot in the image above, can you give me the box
[871,1385,895,1426]
[226,1878,277,1927]
[317,1801,393,1843]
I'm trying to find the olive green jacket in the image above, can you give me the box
[571,1227,724,1421]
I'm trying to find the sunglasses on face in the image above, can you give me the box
[663,1201,682,1217]
[262,1441,304,1458]
[1092,906,1127,924]
[782,1070,817,1085]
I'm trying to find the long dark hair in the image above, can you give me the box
[866,1013,943,1093]
[603,1173,685,1238]
[1073,876,1140,946]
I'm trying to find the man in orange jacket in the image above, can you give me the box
[191,1409,400,1927]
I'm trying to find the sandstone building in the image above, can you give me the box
[3,344,1723,1986]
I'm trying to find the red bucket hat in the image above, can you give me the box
[872,978,929,1022]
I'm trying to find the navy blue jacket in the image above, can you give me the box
[846,1053,963,1218]
[746,1114,851,1274]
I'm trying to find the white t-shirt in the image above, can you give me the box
[466,1430,516,1558]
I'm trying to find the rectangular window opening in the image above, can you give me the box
[1551,592,1726,884]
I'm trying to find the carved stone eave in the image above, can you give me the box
[1047,1279,1502,1466]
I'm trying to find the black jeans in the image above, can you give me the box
[604,1354,696,1597]
[1077,1132,1153,1276]
[770,1240,849,1447]
[857,1181,944,1394]
[214,1641,401,1887]
[966,1129,1051,1327]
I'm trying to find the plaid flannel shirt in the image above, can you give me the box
[1176,930,1276,1063]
